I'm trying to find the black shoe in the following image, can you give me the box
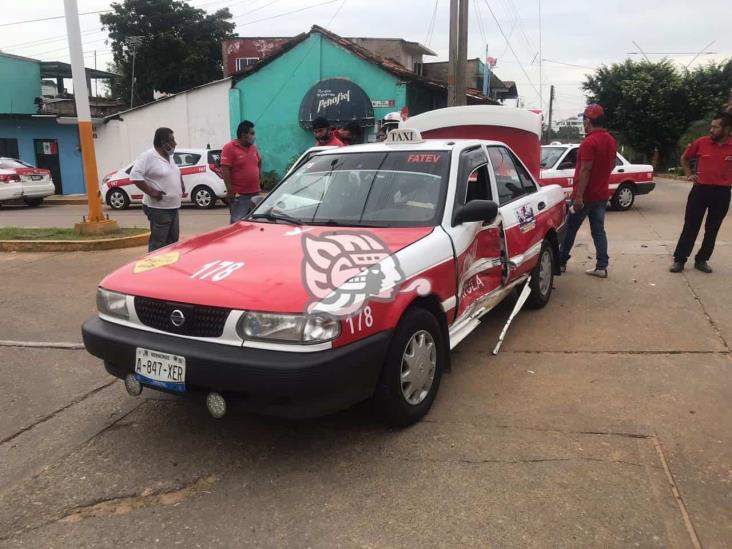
[669,262,684,273]
[694,261,712,273]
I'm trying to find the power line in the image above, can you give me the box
[324,0,348,30]
[542,58,596,70]
[424,0,439,48]
[473,0,488,46]
[482,0,541,102]
[0,10,110,29]
[236,0,340,27]
[231,0,285,20]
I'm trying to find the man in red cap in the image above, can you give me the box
[559,104,617,278]
[670,111,732,273]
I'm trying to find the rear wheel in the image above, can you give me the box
[23,197,43,207]
[192,185,216,209]
[526,239,554,309]
[611,183,635,211]
[106,189,130,210]
[374,308,445,427]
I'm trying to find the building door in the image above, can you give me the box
[0,138,19,158]
[34,139,62,194]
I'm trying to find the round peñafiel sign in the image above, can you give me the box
[298,78,374,129]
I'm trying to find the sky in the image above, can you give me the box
[1,0,729,120]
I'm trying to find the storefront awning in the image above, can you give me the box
[299,78,374,129]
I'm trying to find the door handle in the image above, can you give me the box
[617,169,625,173]
[537,201,546,211]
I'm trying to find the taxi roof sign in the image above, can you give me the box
[385,128,424,144]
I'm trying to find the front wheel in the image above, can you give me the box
[192,185,217,209]
[106,189,130,210]
[526,239,554,309]
[373,308,445,427]
[611,183,635,211]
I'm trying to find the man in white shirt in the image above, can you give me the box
[130,128,185,252]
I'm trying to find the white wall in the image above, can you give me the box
[94,78,231,178]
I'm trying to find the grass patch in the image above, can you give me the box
[0,227,148,241]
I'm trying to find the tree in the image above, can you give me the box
[583,60,691,168]
[685,60,732,121]
[548,126,582,143]
[101,0,235,104]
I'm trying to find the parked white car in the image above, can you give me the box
[0,157,56,207]
[100,148,226,209]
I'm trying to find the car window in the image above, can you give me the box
[124,164,133,175]
[466,166,491,202]
[508,150,537,195]
[487,146,532,205]
[207,150,221,166]
[560,148,578,169]
[540,147,566,169]
[256,150,450,228]
[0,159,29,169]
[173,153,202,167]
[615,155,624,167]
[454,146,489,208]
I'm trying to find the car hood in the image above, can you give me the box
[100,221,433,313]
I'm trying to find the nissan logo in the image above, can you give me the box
[170,309,186,327]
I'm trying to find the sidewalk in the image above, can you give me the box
[45,194,88,205]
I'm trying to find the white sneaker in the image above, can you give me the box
[585,268,608,278]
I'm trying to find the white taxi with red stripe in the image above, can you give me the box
[83,128,567,426]
[540,144,655,210]
[101,148,226,210]
[0,157,55,207]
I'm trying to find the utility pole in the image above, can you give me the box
[63,0,117,234]
[447,0,468,107]
[127,36,143,108]
[545,84,555,144]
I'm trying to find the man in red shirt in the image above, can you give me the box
[312,116,344,147]
[221,120,261,223]
[670,112,732,273]
[560,104,618,278]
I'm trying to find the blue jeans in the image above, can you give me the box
[229,193,256,224]
[560,201,609,270]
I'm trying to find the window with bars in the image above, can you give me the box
[235,57,260,72]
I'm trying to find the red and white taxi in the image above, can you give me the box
[100,148,226,210]
[82,120,567,426]
[540,144,655,210]
[0,157,55,207]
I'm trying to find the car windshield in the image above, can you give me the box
[540,147,566,168]
[0,159,29,169]
[253,150,450,227]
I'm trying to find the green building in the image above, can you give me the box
[229,26,494,178]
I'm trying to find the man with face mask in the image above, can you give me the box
[312,116,344,147]
[130,127,184,252]
[221,120,262,223]
[670,112,732,273]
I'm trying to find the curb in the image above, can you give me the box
[45,195,89,205]
[0,231,150,252]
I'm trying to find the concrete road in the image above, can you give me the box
[0,179,730,548]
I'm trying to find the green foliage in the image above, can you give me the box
[101,0,235,104]
[582,59,732,168]
[261,170,281,191]
[548,126,582,143]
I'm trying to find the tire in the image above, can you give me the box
[526,239,554,309]
[610,183,635,211]
[106,189,130,210]
[192,185,217,209]
[24,197,43,207]
[373,308,445,427]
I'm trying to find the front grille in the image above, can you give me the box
[134,296,231,337]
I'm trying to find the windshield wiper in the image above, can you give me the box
[250,211,302,225]
[305,219,390,228]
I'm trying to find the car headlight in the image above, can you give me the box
[96,287,129,320]
[236,312,340,344]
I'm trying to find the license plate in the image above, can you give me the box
[135,347,186,392]
[31,175,42,181]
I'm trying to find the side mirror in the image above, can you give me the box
[454,200,498,226]
[248,194,265,213]
[557,161,575,170]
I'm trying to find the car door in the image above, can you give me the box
[487,145,545,281]
[173,152,203,199]
[444,146,504,322]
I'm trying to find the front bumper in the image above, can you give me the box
[635,181,656,196]
[82,316,392,418]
